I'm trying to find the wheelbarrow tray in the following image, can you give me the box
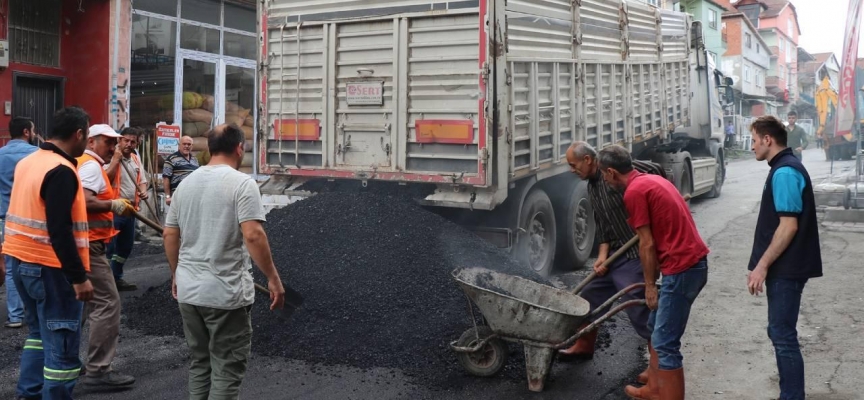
[452,267,590,344]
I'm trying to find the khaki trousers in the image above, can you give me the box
[84,241,121,375]
[179,303,252,400]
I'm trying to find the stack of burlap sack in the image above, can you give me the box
[174,92,255,173]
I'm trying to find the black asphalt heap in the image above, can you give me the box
[125,191,548,385]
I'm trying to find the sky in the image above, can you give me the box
[793,0,863,58]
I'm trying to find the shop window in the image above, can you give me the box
[181,59,217,136]
[181,24,221,54]
[225,1,257,32]
[130,14,178,127]
[8,0,62,66]
[134,0,178,17]
[226,65,256,172]
[224,32,257,60]
[182,0,222,26]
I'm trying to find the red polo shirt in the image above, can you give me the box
[623,171,709,275]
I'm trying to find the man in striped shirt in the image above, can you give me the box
[560,142,665,382]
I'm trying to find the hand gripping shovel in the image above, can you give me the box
[130,209,304,320]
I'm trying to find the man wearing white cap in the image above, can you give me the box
[75,124,136,388]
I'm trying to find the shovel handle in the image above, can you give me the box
[571,235,639,295]
[570,193,691,295]
[131,209,164,234]
[254,283,271,295]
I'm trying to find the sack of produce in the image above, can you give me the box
[183,109,214,124]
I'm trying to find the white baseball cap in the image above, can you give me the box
[88,124,122,138]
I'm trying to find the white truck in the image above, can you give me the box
[256,0,728,276]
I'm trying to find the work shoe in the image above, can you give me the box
[82,371,135,387]
[115,279,138,292]
[5,320,23,329]
[656,367,685,400]
[558,323,598,360]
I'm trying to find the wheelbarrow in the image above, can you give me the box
[450,237,645,392]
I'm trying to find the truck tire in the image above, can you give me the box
[706,152,724,198]
[677,163,693,200]
[554,181,596,270]
[513,189,557,277]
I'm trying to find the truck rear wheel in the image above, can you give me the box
[706,152,724,198]
[554,181,595,270]
[514,189,557,277]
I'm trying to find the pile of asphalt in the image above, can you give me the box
[125,191,547,386]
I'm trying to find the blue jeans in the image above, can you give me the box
[107,214,135,281]
[6,255,25,323]
[12,260,84,400]
[767,278,808,400]
[648,259,708,370]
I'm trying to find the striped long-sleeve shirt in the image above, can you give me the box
[589,159,667,260]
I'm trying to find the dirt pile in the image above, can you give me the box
[125,191,547,385]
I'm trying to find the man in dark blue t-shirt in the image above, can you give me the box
[748,115,822,400]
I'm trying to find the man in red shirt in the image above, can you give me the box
[597,145,709,400]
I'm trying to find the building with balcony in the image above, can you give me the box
[732,0,801,115]
[720,9,774,116]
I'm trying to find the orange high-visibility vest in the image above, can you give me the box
[2,149,91,271]
[77,152,118,242]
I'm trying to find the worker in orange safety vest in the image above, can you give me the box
[75,124,136,389]
[2,106,94,399]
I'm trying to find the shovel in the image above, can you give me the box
[571,193,692,295]
[130,209,304,320]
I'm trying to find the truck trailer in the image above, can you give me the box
[256,0,727,276]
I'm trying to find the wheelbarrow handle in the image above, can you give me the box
[570,194,691,295]
[554,299,647,350]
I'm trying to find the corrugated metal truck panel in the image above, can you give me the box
[260,0,693,192]
[260,3,487,185]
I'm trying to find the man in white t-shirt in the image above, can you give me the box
[76,124,136,388]
[164,124,285,399]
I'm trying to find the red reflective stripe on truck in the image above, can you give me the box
[256,166,486,185]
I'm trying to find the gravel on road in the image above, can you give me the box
[125,191,549,386]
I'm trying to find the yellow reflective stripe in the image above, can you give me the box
[44,367,81,381]
[88,220,113,229]
[111,255,127,263]
[6,214,88,232]
[23,339,43,350]
[5,228,89,248]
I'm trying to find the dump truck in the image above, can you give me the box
[256,0,728,276]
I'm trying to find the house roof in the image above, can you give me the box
[721,12,773,56]
[811,52,834,64]
[759,0,801,35]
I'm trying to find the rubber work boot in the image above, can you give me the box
[82,370,136,388]
[558,324,598,359]
[624,348,659,400]
[656,367,685,400]
[637,342,656,385]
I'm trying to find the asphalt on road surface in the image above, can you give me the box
[0,147,852,399]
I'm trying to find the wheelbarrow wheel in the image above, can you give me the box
[456,326,508,377]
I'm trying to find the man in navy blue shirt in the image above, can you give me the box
[748,115,822,400]
[0,117,39,329]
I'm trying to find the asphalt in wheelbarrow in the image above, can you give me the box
[125,190,623,387]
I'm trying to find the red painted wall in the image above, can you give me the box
[0,0,110,137]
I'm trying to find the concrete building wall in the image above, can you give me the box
[0,0,119,139]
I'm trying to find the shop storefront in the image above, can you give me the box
[129,0,257,173]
